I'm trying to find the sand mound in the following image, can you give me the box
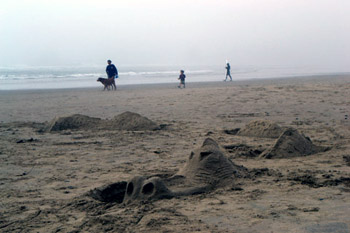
[260,128,324,159]
[177,138,247,186]
[237,120,284,138]
[46,114,101,132]
[110,111,159,131]
[45,112,159,132]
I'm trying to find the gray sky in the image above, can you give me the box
[1,0,349,69]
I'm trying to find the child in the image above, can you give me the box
[178,70,186,88]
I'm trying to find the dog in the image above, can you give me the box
[97,77,116,91]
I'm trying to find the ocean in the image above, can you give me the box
[0,65,347,90]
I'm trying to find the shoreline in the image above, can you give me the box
[1,73,349,93]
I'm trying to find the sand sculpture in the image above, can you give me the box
[230,120,326,159]
[260,128,325,158]
[176,138,247,186]
[89,138,247,204]
[237,119,284,138]
[46,112,159,132]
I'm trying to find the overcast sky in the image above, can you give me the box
[0,0,349,69]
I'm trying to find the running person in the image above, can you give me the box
[225,62,232,81]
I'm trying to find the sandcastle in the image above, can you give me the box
[176,138,247,186]
[260,128,325,159]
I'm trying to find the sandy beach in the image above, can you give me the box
[0,74,349,232]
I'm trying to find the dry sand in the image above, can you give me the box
[0,75,349,232]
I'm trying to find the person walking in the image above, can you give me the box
[224,62,232,81]
[106,60,118,79]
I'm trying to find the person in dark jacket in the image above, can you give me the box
[224,62,232,81]
[106,60,118,79]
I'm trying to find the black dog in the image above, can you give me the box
[97,77,116,91]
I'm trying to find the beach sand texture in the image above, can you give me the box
[0,75,349,232]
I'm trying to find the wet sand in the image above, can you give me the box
[0,74,349,232]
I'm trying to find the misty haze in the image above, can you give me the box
[1,0,349,89]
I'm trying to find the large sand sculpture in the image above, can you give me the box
[89,138,247,204]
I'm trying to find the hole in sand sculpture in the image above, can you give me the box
[142,182,155,195]
[200,151,212,160]
[126,182,134,196]
[189,152,194,160]
[88,181,127,203]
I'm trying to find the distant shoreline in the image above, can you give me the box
[1,73,349,92]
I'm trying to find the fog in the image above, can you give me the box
[1,0,349,70]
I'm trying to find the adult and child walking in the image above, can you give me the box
[98,60,232,90]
